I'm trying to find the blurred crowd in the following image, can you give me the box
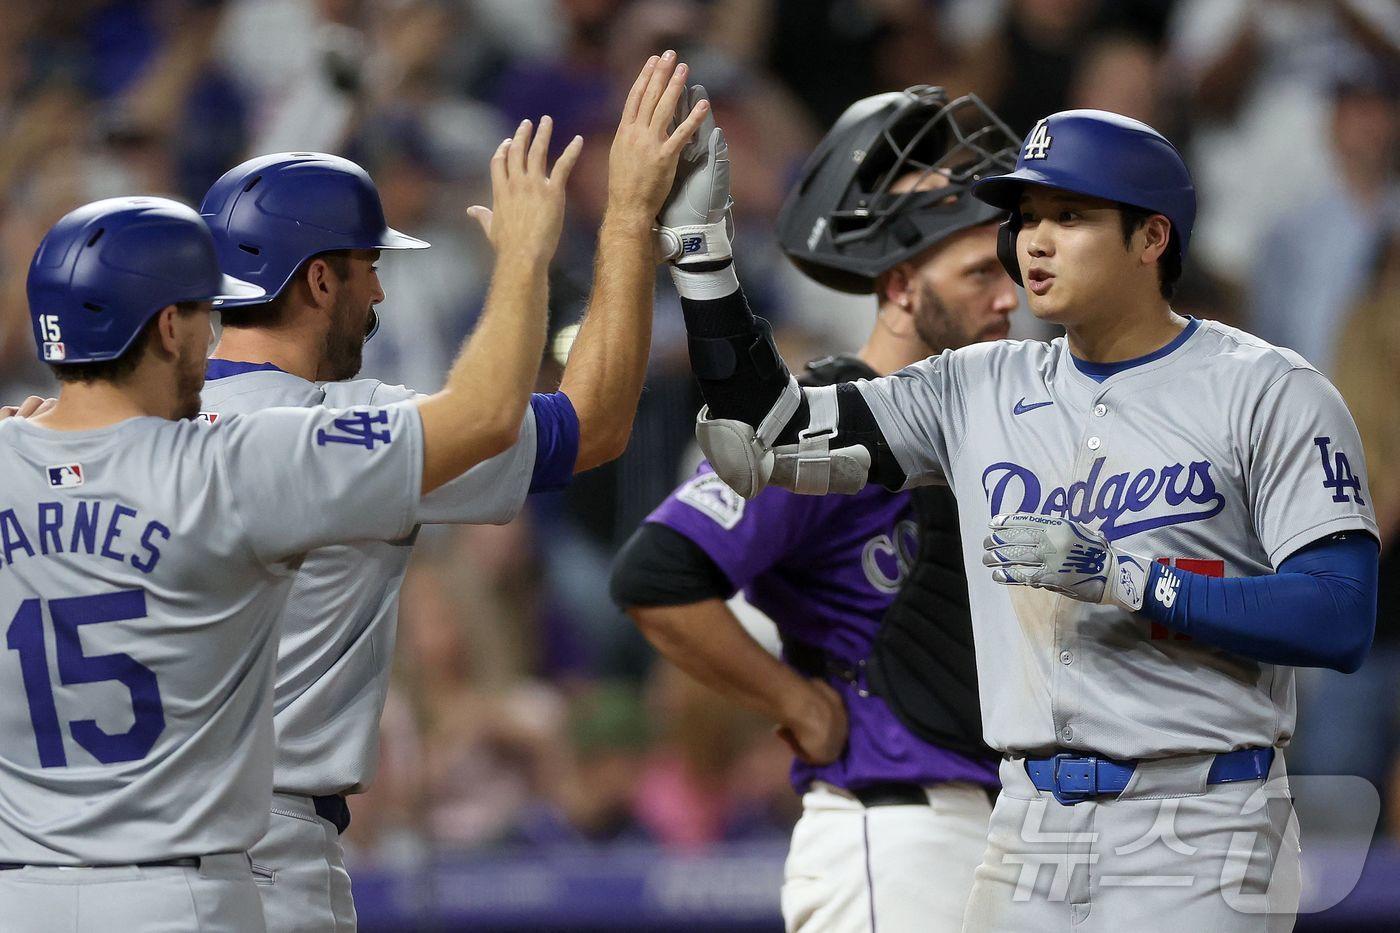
[0,0,1396,867]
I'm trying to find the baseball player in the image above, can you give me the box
[194,54,707,931]
[611,87,1020,932]
[654,101,1379,931]
[0,120,579,931]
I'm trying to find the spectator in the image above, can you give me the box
[1248,57,1398,372]
[1166,0,1399,284]
[1289,224,1400,832]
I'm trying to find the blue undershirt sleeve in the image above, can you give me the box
[1138,532,1379,673]
[528,392,580,493]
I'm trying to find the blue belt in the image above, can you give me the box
[1024,746,1275,806]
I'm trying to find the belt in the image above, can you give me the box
[1024,746,1276,806]
[851,782,928,807]
[0,856,201,871]
[313,794,351,835]
[850,781,1000,808]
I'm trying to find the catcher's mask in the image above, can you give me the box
[777,86,1020,295]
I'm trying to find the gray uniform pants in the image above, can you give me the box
[962,753,1301,932]
[250,792,356,933]
[0,852,264,933]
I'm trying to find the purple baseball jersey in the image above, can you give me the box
[647,463,999,793]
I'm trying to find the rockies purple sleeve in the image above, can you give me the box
[1138,532,1379,673]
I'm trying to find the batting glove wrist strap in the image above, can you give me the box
[659,217,733,268]
[982,513,1151,612]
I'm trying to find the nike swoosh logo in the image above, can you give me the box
[1013,398,1054,416]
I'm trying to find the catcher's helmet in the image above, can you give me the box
[776,86,1020,294]
[28,197,263,365]
[971,110,1195,286]
[200,152,429,339]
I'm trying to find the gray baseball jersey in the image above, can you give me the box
[198,366,535,796]
[854,318,1377,759]
[0,404,422,864]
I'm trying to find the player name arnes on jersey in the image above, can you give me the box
[0,498,170,574]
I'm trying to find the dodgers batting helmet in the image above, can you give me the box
[971,110,1196,286]
[28,197,264,365]
[199,152,429,339]
[776,86,1021,294]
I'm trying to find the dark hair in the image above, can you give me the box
[50,301,204,384]
[1118,205,1181,300]
[221,250,353,331]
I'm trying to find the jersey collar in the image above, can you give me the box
[205,359,287,380]
[1070,317,1200,384]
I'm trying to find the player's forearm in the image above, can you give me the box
[676,264,906,490]
[629,599,822,726]
[417,251,549,493]
[558,208,656,472]
[1139,533,1379,673]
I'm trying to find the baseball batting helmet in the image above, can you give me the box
[199,152,429,338]
[28,197,264,365]
[776,86,1021,294]
[971,110,1195,286]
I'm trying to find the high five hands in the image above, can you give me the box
[607,52,713,229]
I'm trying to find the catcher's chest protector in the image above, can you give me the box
[802,354,996,762]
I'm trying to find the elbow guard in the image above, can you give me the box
[696,383,872,498]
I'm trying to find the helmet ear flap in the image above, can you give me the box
[997,217,1022,286]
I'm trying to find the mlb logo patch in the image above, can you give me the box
[47,463,84,488]
[677,472,745,530]
[196,411,220,424]
[42,342,66,361]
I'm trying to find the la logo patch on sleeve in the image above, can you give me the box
[677,473,746,529]
[46,463,84,488]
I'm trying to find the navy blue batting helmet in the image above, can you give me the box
[28,197,263,365]
[199,152,429,311]
[971,110,1195,286]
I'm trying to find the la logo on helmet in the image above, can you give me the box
[1024,119,1053,160]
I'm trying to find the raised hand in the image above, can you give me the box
[467,116,583,261]
[608,52,712,224]
[655,83,732,266]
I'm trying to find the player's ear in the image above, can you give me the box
[1140,215,1171,267]
[879,264,914,317]
[152,304,182,356]
[304,257,336,309]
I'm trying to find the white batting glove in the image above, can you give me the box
[656,85,733,266]
[982,513,1152,612]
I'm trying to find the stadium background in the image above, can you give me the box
[0,0,1395,929]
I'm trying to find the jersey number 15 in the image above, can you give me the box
[6,590,166,768]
